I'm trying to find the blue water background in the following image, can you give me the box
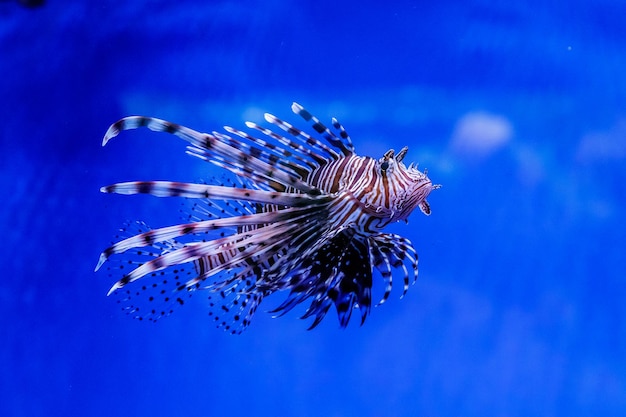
[1,1,625,416]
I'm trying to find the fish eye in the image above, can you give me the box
[380,161,389,171]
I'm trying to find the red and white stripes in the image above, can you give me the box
[97,102,438,333]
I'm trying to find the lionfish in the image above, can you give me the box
[96,102,439,334]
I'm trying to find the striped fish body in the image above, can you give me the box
[96,102,439,333]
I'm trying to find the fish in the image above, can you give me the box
[96,102,440,334]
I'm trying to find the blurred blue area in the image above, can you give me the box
[1,1,625,416]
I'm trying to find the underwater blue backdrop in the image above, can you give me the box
[1,0,625,416]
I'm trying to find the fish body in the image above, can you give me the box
[97,102,439,333]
